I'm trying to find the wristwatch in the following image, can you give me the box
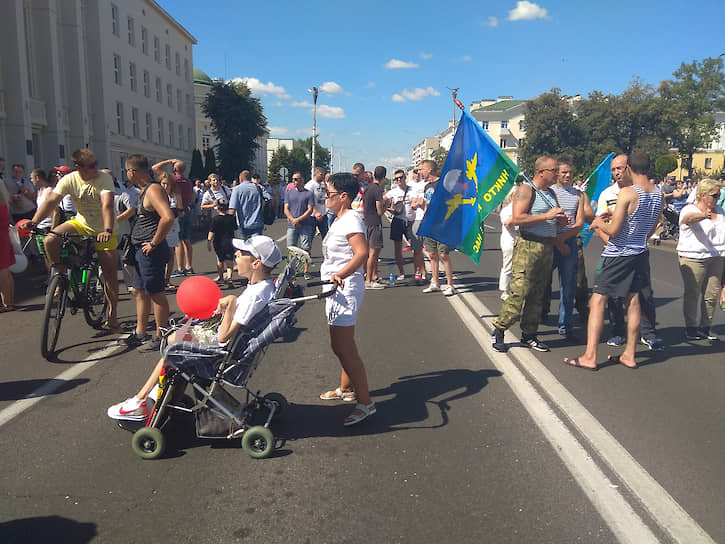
[148,241,157,249]
[105,228,113,234]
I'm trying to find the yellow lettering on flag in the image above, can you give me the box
[466,153,478,191]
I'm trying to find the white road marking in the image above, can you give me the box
[0,341,125,428]
[447,288,715,544]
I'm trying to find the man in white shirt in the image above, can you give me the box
[305,167,328,240]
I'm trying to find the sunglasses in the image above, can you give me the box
[394,176,405,181]
[325,191,341,197]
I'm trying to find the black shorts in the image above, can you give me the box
[366,224,383,249]
[592,251,651,298]
[133,241,171,294]
[390,217,408,242]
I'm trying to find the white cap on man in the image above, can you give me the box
[232,235,282,268]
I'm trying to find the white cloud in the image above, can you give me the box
[420,52,432,60]
[317,105,346,119]
[462,55,472,62]
[487,16,499,27]
[508,1,549,21]
[296,128,313,136]
[268,126,289,136]
[365,82,375,88]
[289,100,312,108]
[379,156,410,166]
[231,77,291,99]
[383,58,419,69]
[392,87,441,103]
[319,81,346,95]
[351,131,361,136]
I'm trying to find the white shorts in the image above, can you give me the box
[324,283,364,327]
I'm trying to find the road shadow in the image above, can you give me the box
[276,368,503,440]
[0,516,97,544]
[51,339,131,364]
[0,378,89,401]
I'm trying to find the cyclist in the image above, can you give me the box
[28,149,121,332]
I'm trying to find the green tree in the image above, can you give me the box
[203,147,217,178]
[267,146,290,184]
[654,155,678,180]
[296,137,331,174]
[659,56,725,175]
[431,147,448,172]
[189,149,204,180]
[519,88,580,176]
[202,80,267,181]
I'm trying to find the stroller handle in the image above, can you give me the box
[290,280,337,302]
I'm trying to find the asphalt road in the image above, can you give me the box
[0,217,723,544]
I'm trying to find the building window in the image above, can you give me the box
[519,119,525,131]
[202,135,210,151]
[127,17,135,46]
[481,121,489,130]
[153,36,160,62]
[111,4,120,36]
[165,44,171,69]
[705,157,713,169]
[145,112,152,141]
[178,124,184,150]
[500,138,507,148]
[143,70,150,97]
[168,121,175,147]
[184,58,190,81]
[116,102,124,135]
[177,89,182,112]
[157,117,163,145]
[155,77,162,103]
[129,62,137,92]
[167,84,173,108]
[501,120,508,129]
[113,54,121,85]
[186,94,192,116]
[141,26,148,54]
[131,107,139,138]
[175,52,181,76]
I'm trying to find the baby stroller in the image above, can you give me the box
[124,249,332,460]
[660,204,680,241]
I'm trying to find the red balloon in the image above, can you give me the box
[176,276,222,319]
[16,219,32,237]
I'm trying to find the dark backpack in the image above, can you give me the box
[257,185,276,225]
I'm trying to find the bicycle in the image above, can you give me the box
[36,230,109,360]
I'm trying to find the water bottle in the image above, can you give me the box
[389,265,395,284]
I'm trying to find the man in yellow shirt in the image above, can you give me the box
[30,149,120,331]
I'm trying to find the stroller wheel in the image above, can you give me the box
[242,426,275,459]
[132,427,166,460]
[263,392,289,421]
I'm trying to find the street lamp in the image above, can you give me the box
[308,86,319,180]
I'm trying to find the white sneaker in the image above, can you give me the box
[107,397,147,421]
[422,283,441,293]
[442,285,457,296]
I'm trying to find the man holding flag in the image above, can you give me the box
[492,157,567,353]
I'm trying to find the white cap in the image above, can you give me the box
[232,235,282,268]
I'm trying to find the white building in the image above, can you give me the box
[412,136,441,166]
[193,68,269,180]
[0,0,197,178]
[266,137,296,169]
[470,97,527,165]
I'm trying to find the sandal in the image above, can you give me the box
[343,402,376,427]
[103,320,124,334]
[319,387,356,402]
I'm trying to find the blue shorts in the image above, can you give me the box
[132,241,170,294]
[287,226,313,251]
[178,211,193,240]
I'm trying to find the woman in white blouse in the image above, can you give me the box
[676,178,725,341]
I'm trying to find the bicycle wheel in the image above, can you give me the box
[41,274,66,360]
[83,264,108,329]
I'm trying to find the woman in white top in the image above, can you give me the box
[159,172,183,288]
[676,178,725,341]
[318,173,375,426]
[498,190,517,300]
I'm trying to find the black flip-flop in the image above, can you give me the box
[607,355,638,369]
[562,357,598,371]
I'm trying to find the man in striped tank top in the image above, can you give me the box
[564,152,662,370]
[492,156,567,353]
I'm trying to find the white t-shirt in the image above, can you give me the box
[676,204,725,259]
[233,278,275,326]
[202,186,231,205]
[305,179,326,215]
[499,202,516,250]
[596,183,621,216]
[36,187,55,229]
[320,210,365,290]
[385,184,416,222]
[408,180,426,221]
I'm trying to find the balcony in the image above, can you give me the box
[499,126,512,137]
[30,97,47,127]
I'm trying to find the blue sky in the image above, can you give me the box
[159,0,725,173]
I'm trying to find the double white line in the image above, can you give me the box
[447,288,714,543]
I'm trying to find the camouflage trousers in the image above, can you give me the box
[493,236,554,335]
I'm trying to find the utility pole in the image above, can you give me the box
[446,86,459,125]
[309,86,319,180]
